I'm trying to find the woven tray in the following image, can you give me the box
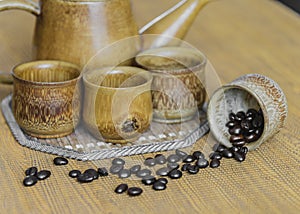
[1,95,209,161]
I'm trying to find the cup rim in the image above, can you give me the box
[83,66,153,90]
[135,46,207,74]
[12,60,81,86]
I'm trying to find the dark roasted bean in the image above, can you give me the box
[175,149,188,159]
[229,134,244,143]
[252,114,263,128]
[77,173,94,183]
[157,178,168,185]
[229,125,243,135]
[233,152,246,162]
[69,170,81,178]
[232,140,247,147]
[228,112,236,121]
[128,187,143,196]
[144,158,156,167]
[115,183,128,194]
[187,165,199,174]
[98,167,108,176]
[235,111,246,121]
[25,167,38,177]
[230,146,239,152]
[196,158,209,168]
[112,158,125,165]
[167,154,181,163]
[241,120,251,131]
[168,169,182,179]
[141,175,156,185]
[36,170,51,180]
[209,152,222,160]
[182,155,195,163]
[216,145,226,153]
[244,133,259,143]
[152,181,166,191]
[221,149,234,158]
[84,169,99,180]
[110,164,124,174]
[53,157,68,165]
[240,147,249,154]
[192,151,205,159]
[136,169,151,178]
[130,165,141,174]
[246,109,257,117]
[181,163,190,171]
[23,176,38,187]
[209,159,220,168]
[167,162,179,170]
[156,167,170,176]
[154,154,167,165]
[118,169,131,179]
[225,121,236,128]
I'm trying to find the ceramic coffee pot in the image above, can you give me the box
[0,0,212,68]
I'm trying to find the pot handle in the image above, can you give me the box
[0,0,40,15]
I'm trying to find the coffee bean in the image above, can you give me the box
[215,145,226,153]
[182,155,195,163]
[192,151,205,159]
[77,173,94,183]
[187,165,199,174]
[228,112,236,121]
[209,159,220,168]
[175,149,188,159]
[246,109,257,117]
[167,154,181,163]
[130,165,141,174]
[136,169,151,178]
[167,162,179,170]
[234,152,246,162]
[110,164,124,174]
[152,181,167,191]
[235,111,246,121]
[244,133,258,143]
[154,154,167,165]
[168,169,182,179]
[141,175,156,185]
[25,167,38,177]
[23,176,38,187]
[36,170,51,180]
[118,169,131,179]
[229,135,244,143]
[232,140,247,147]
[84,169,99,180]
[156,167,170,176]
[196,158,209,168]
[157,178,168,185]
[209,152,222,160]
[144,158,156,167]
[181,163,190,171]
[241,120,251,131]
[221,149,234,158]
[112,158,125,165]
[53,157,68,165]
[229,125,243,135]
[115,183,128,194]
[69,170,81,178]
[240,147,248,154]
[230,146,239,152]
[128,187,143,196]
[255,128,263,136]
[98,167,109,176]
[252,114,263,128]
[246,116,254,122]
[225,121,236,128]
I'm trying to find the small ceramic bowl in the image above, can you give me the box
[136,46,207,123]
[207,73,288,151]
[12,60,81,138]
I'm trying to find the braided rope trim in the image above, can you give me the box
[1,95,209,161]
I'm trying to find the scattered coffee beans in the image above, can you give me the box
[127,187,143,196]
[53,157,68,166]
[69,170,81,178]
[25,167,38,177]
[130,165,141,174]
[167,154,181,163]
[144,157,156,167]
[118,169,131,179]
[23,176,38,187]
[152,181,167,191]
[141,175,156,185]
[36,170,51,180]
[210,158,220,168]
[115,183,128,194]
[168,169,182,179]
[154,154,167,165]
[182,155,195,163]
[98,167,109,177]
[112,158,125,166]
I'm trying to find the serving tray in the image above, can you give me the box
[1,95,209,161]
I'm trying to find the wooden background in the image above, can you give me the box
[0,0,299,213]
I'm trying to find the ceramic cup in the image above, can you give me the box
[12,60,81,138]
[82,66,153,143]
[135,47,207,123]
[207,74,288,151]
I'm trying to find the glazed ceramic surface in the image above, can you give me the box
[12,60,81,138]
[0,0,212,67]
[207,74,288,150]
[83,66,153,143]
[136,47,207,123]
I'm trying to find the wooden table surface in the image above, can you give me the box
[0,0,299,213]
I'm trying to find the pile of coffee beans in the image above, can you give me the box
[226,109,264,147]
[23,166,51,187]
[68,167,109,183]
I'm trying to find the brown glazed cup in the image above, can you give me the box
[12,60,81,138]
[136,47,207,123]
[207,74,288,151]
[82,66,153,143]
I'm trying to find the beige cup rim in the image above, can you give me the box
[83,66,153,90]
[12,60,81,86]
[135,46,207,74]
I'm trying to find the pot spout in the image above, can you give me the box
[139,0,212,47]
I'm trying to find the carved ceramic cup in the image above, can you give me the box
[207,74,288,151]
[12,60,81,138]
[136,47,207,123]
[83,66,153,143]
